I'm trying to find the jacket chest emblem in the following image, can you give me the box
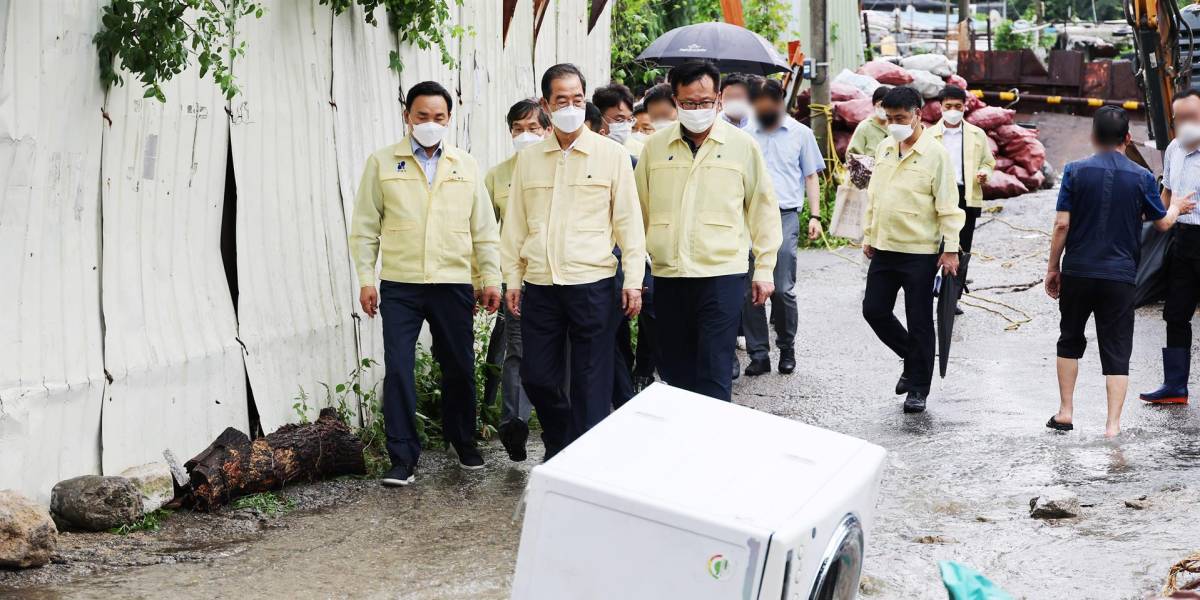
[396,160,407,172]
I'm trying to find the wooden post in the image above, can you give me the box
[811,0,830,158]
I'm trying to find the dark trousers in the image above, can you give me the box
[862,251,939,394]
[655,274,746,401]
[1164,225,1200,349]
[958,185,981,255]
[1057,275,1135,375]
[379,281,476,469]
[521,278,619,454]
[633,286,657,379]
[613,317,636,408]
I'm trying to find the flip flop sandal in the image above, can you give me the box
[1046,416,1073,432]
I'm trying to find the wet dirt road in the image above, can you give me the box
[5,188,1200,599]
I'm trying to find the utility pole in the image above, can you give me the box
[958,0,970,53]
[810,0,830,158]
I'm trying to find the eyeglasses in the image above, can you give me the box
[550,98,585,110]
[604,115,634,124]
[677,99,717,110]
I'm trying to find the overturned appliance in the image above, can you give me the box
[511,383,887,600]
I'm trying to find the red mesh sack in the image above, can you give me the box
[994,156,1015,171]
[831,82,867,102]
[857,60,913,85]
[992,124,1038,143]
[945,73,968,89]
[834,129,852,160]
[1007,138,1047,173]
[965,94,986,112]
[921,100,943,124]
[983,170,1029,199]
[986,135,999,156]
[833,98,875,127]
[966,106,1015,130]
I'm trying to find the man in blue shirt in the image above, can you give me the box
[1045,106,1193,437]
[740,78,825,376]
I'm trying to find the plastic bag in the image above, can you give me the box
[940,561,1014,600]
[945,73,969,89]
[833,98,875,127]
[832,68,881,96]
[966,106,1015,130]
[908,68,947,98]
[901,54,955,77]
[982,170,1029,199]
[847,153,875,189]
[858,60,913,85]
[830,184,871,241]
[831,82,867,102]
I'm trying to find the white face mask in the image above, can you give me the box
[678,107,717,133]
[512,131,542,152]
[875,107,888,121]
[722,99,751,121]
[888,122,915,143]
[1178,122,1200,146]
[550,105,585,133]
[651,119,676,132]
[630,131,649,143]
[411,121,447,147]
[942,110,964,126]
[607,120,632,144]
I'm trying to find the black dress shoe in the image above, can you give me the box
[895,374,910,395]
[778,350,796,374]
[744,357,771,376]
[498,420,529,462]
[903,391,927,413]
[954,306,964,316]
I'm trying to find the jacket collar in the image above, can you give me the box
[394,136,459,163]
[543,127,598,155]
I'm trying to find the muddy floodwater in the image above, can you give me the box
[4,188,1200,599]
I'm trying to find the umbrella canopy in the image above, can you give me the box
[636,22,790,75]
[936,257,968,378]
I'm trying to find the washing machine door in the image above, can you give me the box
[808,513,865,600]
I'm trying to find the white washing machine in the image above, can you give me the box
[511,383,887,600]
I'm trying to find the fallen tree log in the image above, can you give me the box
[182,408,365,511]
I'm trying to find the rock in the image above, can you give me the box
[0,489,58,568]
[119,463,174,513]
[859,573,885,596]
[1125,496,1150,510]
[1029,490,1081,519]
[50,476,143,531]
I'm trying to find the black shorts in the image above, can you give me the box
[1057,275,1135,376]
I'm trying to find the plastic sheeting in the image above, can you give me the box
[0,0,107,503]
[99,63,248,473]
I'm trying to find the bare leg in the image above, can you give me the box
[1104,375,1128,438]
[1055,357,1078,424]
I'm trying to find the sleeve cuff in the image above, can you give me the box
[482,278,502,289]
[358,273,377,287]
[942,240,959,253]
[505,275,524,290]
[752,267,775,283]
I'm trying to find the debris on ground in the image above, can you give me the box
[1029,489,1081,519]
[118,463,174,514]
[50,476,142,532]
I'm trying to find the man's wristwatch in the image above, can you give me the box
[809,215,822,224]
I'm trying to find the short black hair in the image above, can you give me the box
[593,83,635,113]
[506,99,550,129]
[668,60,721,93]
[643,82,675,109]
[585,102,604,132]
[880,86,923,111]
[541,63,587,100]
[632,103,647,116]
[938,86,968,102]
[1175,89,1200,102]
[871,85,891,104]
[405,81,453,113]
[751,78,786,102]
[1093,105,1130,146]
[720,72,751,93]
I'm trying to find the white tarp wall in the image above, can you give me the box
[0,0,611,503]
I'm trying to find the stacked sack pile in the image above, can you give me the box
[824,57,1048,199]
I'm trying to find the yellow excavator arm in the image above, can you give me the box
[1125,0,1194,150]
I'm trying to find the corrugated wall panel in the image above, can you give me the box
[0,0,106,503]
[533,0,560,82]
[98,62,248,473]
[230,0,357,430]
[553,0,611,88]
[792,0,864,78]
[330,5,404,411]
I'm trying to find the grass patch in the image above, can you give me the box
[232,492,295,517]
[109,508,173,535]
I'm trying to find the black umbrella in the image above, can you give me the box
[936,255,968,378]
[636,22,790,75]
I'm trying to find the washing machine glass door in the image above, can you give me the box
[809,513,864,600]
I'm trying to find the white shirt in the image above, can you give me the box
[1163,138,1200,225]
[941,125,964,185]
